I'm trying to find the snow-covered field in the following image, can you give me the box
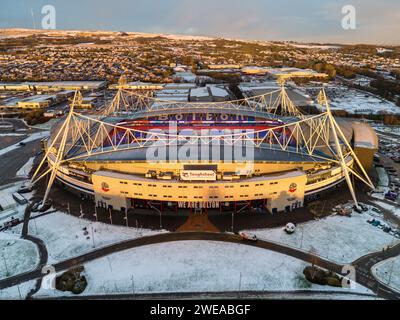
[10,211,166,264]
[0,280,36,300]
[34,240,374,298]
[0,181,35,224]
[244,210,399,264]
[0,233,39,279]
[372,256,400,293]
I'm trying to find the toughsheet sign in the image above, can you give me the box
[180,170,217,181]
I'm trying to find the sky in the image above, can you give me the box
[1,0,399,44]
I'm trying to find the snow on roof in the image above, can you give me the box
[20,94,55,103]
[207,85,229,97]
[190,87,210,98]
[238,81,280,92]
[330,89,400,115]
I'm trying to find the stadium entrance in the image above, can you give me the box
[128,198,268,215]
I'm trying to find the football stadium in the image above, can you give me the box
[32,86,378,215]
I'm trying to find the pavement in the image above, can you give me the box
[177,212,220,232]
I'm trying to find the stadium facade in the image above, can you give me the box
[33,86,378,215]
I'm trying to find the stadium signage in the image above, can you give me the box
[180,170,216,181]
[101,182,110,192]
[178,202,220,209]
[288,183,297,193]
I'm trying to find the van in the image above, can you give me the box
[12,192,27,205]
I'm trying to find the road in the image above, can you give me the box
[0,118,43,185]
[0,139,41,185]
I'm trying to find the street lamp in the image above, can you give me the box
[94,205,98,222]
[2,254,9,276]
[91,226,95,248]
[124,209,129,227]
[300,225,304,249]
[231,211,234,233]
[109,208,113,225]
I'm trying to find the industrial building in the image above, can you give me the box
[0,81,107,92]
[17,94,57,109]
[265,68,329,80]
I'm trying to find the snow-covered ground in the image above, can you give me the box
[318,88,400,115]
[373,201,400,219]
[10,211,166,264]
[0,181,33,224]
[0,280,36,300]
[244,210,399,264]
[0,131,49,157]
[0,133,25,137]
[375,127,400,138]
[16,157,35,178]
[34,240,374,298]
[0,233,39,279]
[372,256,400,293]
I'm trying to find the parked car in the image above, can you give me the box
[12,192,27,205]
[372,207,382,214]
[17,185,34,194]
[385,192,398,201]
[18,142,26,147]
[4,218,20,228]
[238,231,258,242]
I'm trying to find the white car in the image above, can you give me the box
[238,231,258,242]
